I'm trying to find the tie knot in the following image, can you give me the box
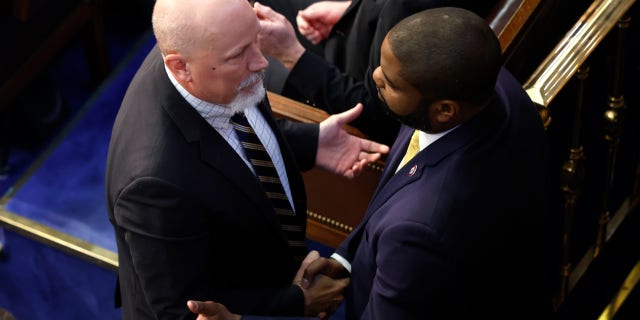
[231,113,254,135]
[231,113,249,125]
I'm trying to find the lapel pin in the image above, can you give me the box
[408,164,418,176]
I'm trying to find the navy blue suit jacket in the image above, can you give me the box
[335,68,553,319]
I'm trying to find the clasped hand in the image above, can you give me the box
[293,251,350,319]
[187,251,350,319]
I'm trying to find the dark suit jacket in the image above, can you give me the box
[105,45,318,320]
[335,68,554,319]
[283,0,498,145]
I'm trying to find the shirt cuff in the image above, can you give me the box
[330,253,352,274]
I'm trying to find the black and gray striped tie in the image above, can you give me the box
[231,113,307,262]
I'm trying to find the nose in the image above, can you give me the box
[248,43,269,72]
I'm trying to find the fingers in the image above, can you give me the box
[302,258,330,288]
[253,2,277,20]
[294,250,321,287]
[187,300,201,313]
[303,250,321,266]
[297,13,323,44]
[362,138,390,155]
[331,103,363,126]
[187,300,222,315]
[303,257,349,287]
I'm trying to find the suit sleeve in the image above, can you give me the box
[112,177,304,319]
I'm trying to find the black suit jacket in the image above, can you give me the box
[106,45,318,319]
[283,0,498,145]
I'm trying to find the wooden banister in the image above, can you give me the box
[486,0,541,53]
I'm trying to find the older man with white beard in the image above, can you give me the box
[104,0,389,319]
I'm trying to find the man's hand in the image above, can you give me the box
[254,2,306,70]
[293,250,321,285]
[301,274,349,318]
[186,300,241,320]
[296,1,351,45]
[303,257,350,287]
[300,257,350,318]
[317,103,390,178]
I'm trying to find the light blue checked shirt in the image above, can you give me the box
[164,65,295,211]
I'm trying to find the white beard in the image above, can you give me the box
[227,72,266,114]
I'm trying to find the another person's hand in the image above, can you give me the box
[316,103,390,178]
[293,250,321,285]
[303,257,350,285]
[294,252,348,319]
[186,300,241,320]
[254,2,306,70]
[296,1,351,45]
[300,273,349,318]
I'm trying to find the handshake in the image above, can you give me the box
[187,250,350,320]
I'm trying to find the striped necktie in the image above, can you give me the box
[231,113,307,262]
[398,129,421,169]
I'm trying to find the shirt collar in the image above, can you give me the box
[416,125,460,151]
[164,63,234,130]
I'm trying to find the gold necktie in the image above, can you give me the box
[398,130,421,169]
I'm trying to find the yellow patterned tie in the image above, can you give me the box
[398,130,421,169]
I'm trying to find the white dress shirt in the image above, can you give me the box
[164,65,295,211]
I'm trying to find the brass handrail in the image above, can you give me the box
[523,0,636,111]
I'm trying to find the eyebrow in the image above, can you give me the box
[381,68,397,88]
[224,43,249,60]
[225,27,260,60]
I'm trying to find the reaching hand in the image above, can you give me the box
[303,257,350,287]
[186,300,240,320]
[293,250,321,286]
[296,1,351,45]
[254,2,305,70]
[316,103,390,179]
[301,273,349,318]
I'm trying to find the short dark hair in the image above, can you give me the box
[387,7,502,106]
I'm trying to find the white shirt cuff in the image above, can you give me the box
[330,253,352,274]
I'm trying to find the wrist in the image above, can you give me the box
[281,44,305,71]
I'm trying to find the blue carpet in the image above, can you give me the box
[3,30,156,252]
[0,30,156,320]
[0,228,120,320]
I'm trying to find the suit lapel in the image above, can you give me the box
[364,107,500,225]
[150,50,285,233]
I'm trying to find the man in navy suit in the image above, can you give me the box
[189,6,554,320]
[105,0,388,318]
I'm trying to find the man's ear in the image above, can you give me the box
[164,53,191,82]
[433,100,459,124]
